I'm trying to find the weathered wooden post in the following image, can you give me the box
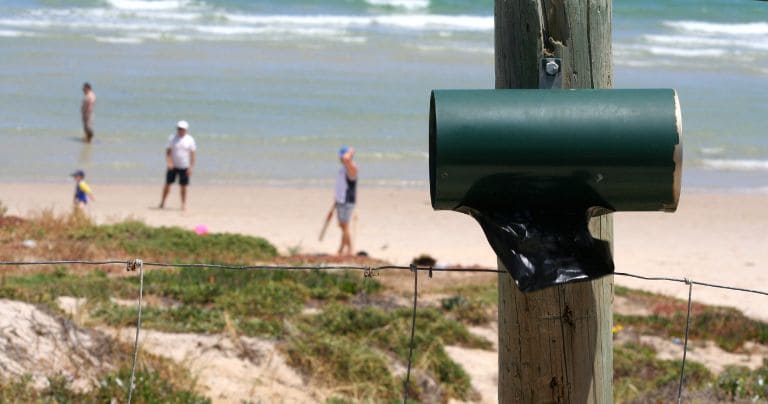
[429,1,681,400]
[495,1,614,402]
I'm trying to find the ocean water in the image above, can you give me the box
[0,0,766,192]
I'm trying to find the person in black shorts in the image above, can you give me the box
[166,167,189,186]
[159,120,197,210]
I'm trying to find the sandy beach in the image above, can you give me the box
[1,182,766,320]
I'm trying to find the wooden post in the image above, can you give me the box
[495,1,614,402]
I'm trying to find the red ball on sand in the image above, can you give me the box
[194,225,208,235]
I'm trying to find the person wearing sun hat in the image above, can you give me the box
[334,146,357,256]
[159,120,196,211]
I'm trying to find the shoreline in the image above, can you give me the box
[3,176,767,194]
[1,182,766,321]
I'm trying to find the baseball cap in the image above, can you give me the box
[339,146,349,158]
[71,169,85,178]
[176,120,189,130]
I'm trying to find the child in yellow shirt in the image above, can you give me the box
[71,170,95,209]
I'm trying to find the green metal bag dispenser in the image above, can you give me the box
[429,89,682,291]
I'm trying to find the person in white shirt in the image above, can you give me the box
[159,120,196,211]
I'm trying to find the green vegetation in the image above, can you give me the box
[1,212,276,264]
[436,282,497,326]
[4,214,768,402]
[614,287,768,402]
[73,220,277,264]
[0,268,132,310]
[2,215,494,401]
[0,263,486,401]
[286,304,490,401]
[95,367,210,404]
[614,342,711,402]
[1,266,381,338]
[284,328,399,400]
[714,359,768,400]
[0,369,209,404]
[615,286,768,352]
[94,267,381,337]
[440,295,492,326]
[444,283,498,306]
[0,334,208,404]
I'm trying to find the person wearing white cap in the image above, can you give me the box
[159,120,196,210]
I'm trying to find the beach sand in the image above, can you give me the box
[1,182,766,320]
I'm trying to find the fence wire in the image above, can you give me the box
[403,264,419,404]
[678,280,693,404]
[125,259,144,404]
[1,259,766,403]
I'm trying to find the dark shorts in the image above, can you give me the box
[166,168,190,186]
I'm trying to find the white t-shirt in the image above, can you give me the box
[167,134,196,169]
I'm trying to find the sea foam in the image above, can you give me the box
[375,14,492,31]
[645,46,726,58]
[644,34,768,51]
[664,20,768,36]
[94,36,144,44]
[0,29,34,37]
[106,0,192,11]
[195,25,346,39]
[702,159,768,171]
[0,2,492,45]
[224,13,492,32]
[365,0,430,11]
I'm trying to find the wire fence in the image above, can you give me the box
[1,258,767,403]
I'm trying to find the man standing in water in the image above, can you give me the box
[335,146,357,256]
[81,82,96,143]
[159,120,196,211]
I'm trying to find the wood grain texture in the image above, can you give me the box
[495,0,614,402]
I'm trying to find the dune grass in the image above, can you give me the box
[614,285,768,352]
[714,359,768,400]
[285,303,491,401]
[0,264,483,401]
[613,342,712,403]
[2,212,492,401]
[0,370,209,404]
[71,220,277,264]
[93,267,381,337]
[0,210,276,264]
[0,333,209,404]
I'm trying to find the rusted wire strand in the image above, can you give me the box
[614,272,768,297]
[126,259,144,404]
[403,264,419,404]
[677,279,694,404]
[0,260,505,274]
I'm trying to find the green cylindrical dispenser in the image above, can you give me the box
[430,89,682,213]
[428,89,682,291]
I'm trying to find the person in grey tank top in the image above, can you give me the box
[334,146,357,255]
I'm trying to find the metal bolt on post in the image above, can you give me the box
[545,60,560,76]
